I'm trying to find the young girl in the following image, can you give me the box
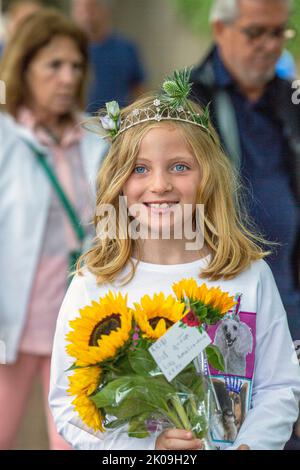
[49,70,300,450]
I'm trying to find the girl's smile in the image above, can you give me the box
[143,201,180,215]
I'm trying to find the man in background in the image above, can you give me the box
[191,0,300,447]
[71,0,146,114]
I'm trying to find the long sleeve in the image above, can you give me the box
[227,263,300,450]
[49,262,300,450]
[49,274,156,450]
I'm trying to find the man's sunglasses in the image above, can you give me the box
[236,25,296,42]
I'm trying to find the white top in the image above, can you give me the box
[0,112,108,363]
[49,256,300,450]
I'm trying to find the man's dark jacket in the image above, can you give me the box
[191,46,300,288]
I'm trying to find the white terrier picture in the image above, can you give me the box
[214,316,253,376]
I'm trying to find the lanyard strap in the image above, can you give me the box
[24,141,85,244]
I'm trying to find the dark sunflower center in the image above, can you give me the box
[149,317,174,330]
[89,314,121,346]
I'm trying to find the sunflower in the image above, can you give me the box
[66,291,132,367]
[133,293,186,340]
[196,284,236,315]
[172,278,199,302]
[68,365,104,432]
[173,278,236,317]
[68,365,102,397]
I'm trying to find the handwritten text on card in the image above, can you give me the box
[149,322,211,382]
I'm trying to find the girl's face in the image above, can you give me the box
[25,35,84,118]
[122,125,202,238]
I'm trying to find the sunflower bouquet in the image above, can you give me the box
[66,279,236,448]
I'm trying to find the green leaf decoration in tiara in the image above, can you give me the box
[193,100,211,128]
[160,67,211,130]
[161,67,193,109]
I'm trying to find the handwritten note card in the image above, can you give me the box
[149,323,212,382]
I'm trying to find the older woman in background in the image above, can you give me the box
[0,9,107,449]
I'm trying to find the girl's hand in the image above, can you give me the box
[155,428,203,450]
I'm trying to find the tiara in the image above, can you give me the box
[99,67,211,141]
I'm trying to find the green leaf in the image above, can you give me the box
[101,356,135,385]
[113,355,134,375]
[66,363,80,372]
[174,365,205,402]
[105,418,129,430]
[91,374,175,421]
[162,80,181,98]
[160,67,193,109]
[91,376,133,408]
[66,363,96,372]
[104,398,156,421]
[128,413,151,439]
[205,345,225,371]
[128,347,160,377]
[193,103,211,128]
[92,377,157,422]
[171,365,208,439]
[191,302,208,322]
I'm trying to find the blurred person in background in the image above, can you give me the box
[71,0,146,114]
[6,0,43,37]
[0,0,43,55]
[192,0,300,341]
[191,0,300,448]
[0,8,107,449]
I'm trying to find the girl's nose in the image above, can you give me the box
[149,172,173,193]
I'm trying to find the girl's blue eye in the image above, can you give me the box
[134,166,147,174]
[173,164,189,172]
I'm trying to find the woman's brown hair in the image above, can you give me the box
[0,8,89,117]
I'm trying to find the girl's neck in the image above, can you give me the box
[133,239,210,265]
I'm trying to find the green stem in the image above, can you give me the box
[163,408,185,429]
[170,395,192,430]
[186,100,201,121]
[189,395,198,416]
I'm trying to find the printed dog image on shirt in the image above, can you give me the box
[214,315,253,376]
[210,376,249,443]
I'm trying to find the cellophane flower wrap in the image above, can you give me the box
[66,280,236,449]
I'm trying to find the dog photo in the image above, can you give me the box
[207,311,256,379]
[210,376,250,443]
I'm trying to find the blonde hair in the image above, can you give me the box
[79,94,270,284]
[0,8,89,117]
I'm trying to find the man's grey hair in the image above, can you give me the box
[210,0,293,23]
